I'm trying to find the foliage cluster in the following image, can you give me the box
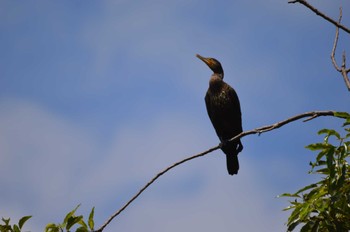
[281,112,350,231]
[0,216,31,232]
[0,205,94,232]
[45,205,95,232]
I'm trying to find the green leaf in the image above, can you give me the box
[66,215,83,230]
[345,142,350,153]
[78,219,87,229]
[313,198,329,212]
[2,218,10,225]
[318,129,340,139]
[18,216,31,229]
[288,221,300,231]
[278,193,301,198]
[294,183,318,195]
[306,143,331,151]
[335,165,347,189]
[283,205,297,211]
[343,118,350,127]
[326,147,335,178]
[334,111,350,119]
[0,225,12,231]
[76,226,89,232]
[288,203,304,226]
[300,221,312,232]
[315,150,327,163]
[63,204,81,226]
[88,207,95,230]
[287,220,300,231]
[303,188,321,201]
[314,186,327,199]
[313,167,329,175]
[45,223,59,232]
[13,224,20,232]
[299,204,312,220]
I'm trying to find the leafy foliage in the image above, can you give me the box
[0,216,32,232]
[45,205,95,232]
[0,205,94,232]
[280,113,350,231]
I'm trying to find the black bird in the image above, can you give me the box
[196,54,243,175]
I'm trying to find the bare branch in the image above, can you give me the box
[341,51,350,91]
[291,1,350,91]
[288,0,350,34]
[95,110,337,232]
[330,7,350,91]
[342,51,350,74]
[331,8,342,72]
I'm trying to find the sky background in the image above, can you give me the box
[1,0,350,231]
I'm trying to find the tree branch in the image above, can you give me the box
[288,0,350,34]
[288,1,350,91]
[341,51,350,90]
[331,8,342,72]
[95,110,336,232]
[330,7,350,91]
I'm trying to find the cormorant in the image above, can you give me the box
[196,54,243,175]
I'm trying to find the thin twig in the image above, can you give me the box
[95,110,337,231]
[342,51,350,75]
[288,0,350,34]
[341,51,350,91]
[331,8,342,72]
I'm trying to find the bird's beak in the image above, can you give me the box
[196,54,212,66]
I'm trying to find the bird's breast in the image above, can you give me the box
[209,89,231,108]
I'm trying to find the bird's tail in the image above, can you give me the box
[221,140,243,175]
[226,152,239,175]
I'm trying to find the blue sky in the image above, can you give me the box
[1,0,349,231]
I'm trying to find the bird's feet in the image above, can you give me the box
[219,139,229,149]
[220,139,244,153]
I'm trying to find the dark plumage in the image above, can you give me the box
[196,54,243,175]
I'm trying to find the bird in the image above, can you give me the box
[196,54,243,175]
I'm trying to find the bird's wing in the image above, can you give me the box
[227,85,241,116]
[205,91,213,121]
[226,84,243,132]
[205,90,225,141]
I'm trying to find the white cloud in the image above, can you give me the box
[0,99,98,228]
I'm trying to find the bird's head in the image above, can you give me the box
[196,54,224,77]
